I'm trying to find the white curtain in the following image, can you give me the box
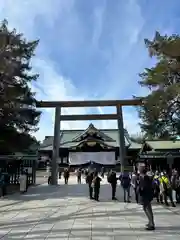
[69,152,116,165]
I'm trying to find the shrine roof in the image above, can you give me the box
[39,124,141,151]
[142,140,180,151]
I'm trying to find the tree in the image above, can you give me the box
[129,132,146,144]
[0,19,41,154]
[138,31,180,139]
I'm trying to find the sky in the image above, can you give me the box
[0,0,179,141]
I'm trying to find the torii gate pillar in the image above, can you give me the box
[116,106,126,172]
[51,107,61,185]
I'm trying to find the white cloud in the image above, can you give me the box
[124,0,145,45]
[0,0,142,141]
[92,0,106,48]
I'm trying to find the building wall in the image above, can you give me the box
[39,145,140,166]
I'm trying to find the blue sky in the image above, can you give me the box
[1,0,179,141]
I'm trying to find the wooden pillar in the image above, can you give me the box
[51,107,61,185]
[116,106,126,173]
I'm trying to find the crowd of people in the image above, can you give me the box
[56,165,180,231]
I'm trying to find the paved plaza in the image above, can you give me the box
[0,176,180,240]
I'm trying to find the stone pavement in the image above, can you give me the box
[0,175,180,240]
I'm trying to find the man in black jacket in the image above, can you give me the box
[138,166,155,230]
[86,170,94,199]
[108,170,118,200]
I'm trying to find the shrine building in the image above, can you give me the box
[39,123,141,169]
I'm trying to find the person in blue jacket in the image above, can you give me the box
[120,172,131,202]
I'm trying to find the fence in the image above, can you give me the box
[0,154,37,185]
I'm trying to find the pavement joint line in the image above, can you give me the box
[67,210,79,239]
[1,176,180,239]
[5,205,56,238]
[23,204,64,239]
[0,200,48,223]
[162,205,180,215]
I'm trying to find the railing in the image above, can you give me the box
[0,155,37,185]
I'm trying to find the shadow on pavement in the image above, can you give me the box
[4,225,180,239]
[1,178,180,239]
[3,180,180,211]
[6,182,135,202]
[0,204,173,229]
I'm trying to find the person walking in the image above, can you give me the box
[120,172,131,202]
[138,166,155,230]
[64,168,69,184]
[92,171,101,201]
[86,170,94,199]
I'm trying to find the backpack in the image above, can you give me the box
[153,178,160,186]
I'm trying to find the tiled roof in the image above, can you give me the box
[129,142,142,149]
[146,140,180,150]
[39,124,140,150]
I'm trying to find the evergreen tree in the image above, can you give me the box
[0,20,41,154]
[138,31,180,139]
[129,133,145,144]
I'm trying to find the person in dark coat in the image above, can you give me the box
[76,168,82,184]
[25,169,29,192]
[171,170,180,203]
[64,168,69,184]
[108,170,118,200]
[0,173,6,197]
[138,166,155,230]
[85,169,89,183]
[58,167,62,179]
[120,172,131,202]
[86,170,94,199]
[92,171,101,201]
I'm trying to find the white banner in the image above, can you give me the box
[69,152,116,165]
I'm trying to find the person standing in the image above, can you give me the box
[101,167,105,178]
[153,171,160,203]
[171,170,180,203]
[77,168,82,184]
[0,173,6,198]
[86,170,94,199]
[120,172,131,203]
[108,170,118,200]
[160,172,175,207]
[92,171,101,201]
[138,166,155,230]
[131,171,140,204]
[64,168,69,184]
[58,167,62,179]
[85,169,89,183]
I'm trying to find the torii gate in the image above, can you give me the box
[36,99,142,185]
